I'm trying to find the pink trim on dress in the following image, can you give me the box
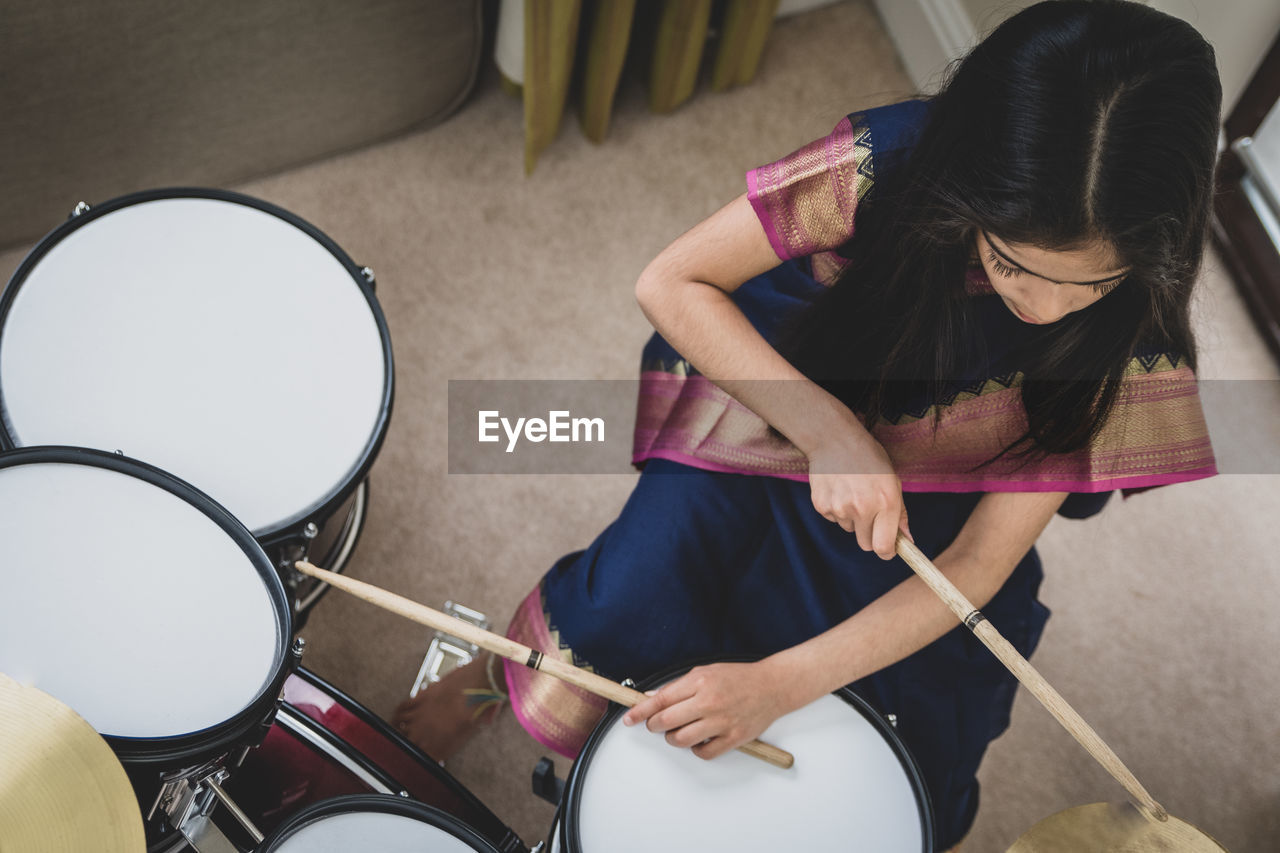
[504,589,605,759]
[632,364,1217,495]
[632,448,1217,494]
[745,116,866,261]
[745,167,790,262]
[504,665,577,757]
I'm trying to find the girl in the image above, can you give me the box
[395,1,1222,847]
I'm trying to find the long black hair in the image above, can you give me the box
[776,0,1222,458]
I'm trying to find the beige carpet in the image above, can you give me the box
[2,2,1276,850]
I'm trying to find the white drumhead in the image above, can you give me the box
[0,460,282,738]
[568,692,925,853]
[0,196,388,533]
[273,811,485,853]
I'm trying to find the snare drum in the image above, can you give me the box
[0,188,394,620]
[549,664,935,853]
[259,795,504,853]
[0,447,294,844]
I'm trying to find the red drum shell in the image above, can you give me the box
[220,668,526,852]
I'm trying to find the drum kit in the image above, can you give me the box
[0,189,1231,852]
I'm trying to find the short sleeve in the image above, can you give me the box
[1093,354,1218,491]
[746,114,874,263]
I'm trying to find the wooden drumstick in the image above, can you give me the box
[293,561,795,770]
[894,534,1168,824]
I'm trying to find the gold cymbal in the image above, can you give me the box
[0,671,145,853]
[1008,803,1228,852]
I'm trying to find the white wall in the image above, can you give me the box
[1147,0,1280,115]
[885,0,1279,113]
[960,0,1034,34]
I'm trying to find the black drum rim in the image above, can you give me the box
[0,445,293,766]
[258,794,503,853]
[0,187,396,546]
[555,656,936,853]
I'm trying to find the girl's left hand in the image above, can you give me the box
[621,661,795,760]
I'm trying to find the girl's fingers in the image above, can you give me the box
[664,718,719,749]
[646,696,705,734]
[623,679,695,728]
[871,509,900,560]
[853,510,874,552]
[691,736,736,761]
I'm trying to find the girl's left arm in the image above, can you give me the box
[623,490,1069,759]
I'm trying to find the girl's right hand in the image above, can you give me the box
[807,434,912,560]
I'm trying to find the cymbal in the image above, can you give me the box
[1008,803,1228,852]
[0,671,145,852]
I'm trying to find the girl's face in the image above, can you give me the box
[976,231,1129,324]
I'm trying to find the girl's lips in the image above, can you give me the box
[1004,297,1048,324]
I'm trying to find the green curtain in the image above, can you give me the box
[519,0,781,172]
[647,0,714,114]
[711,0,780,93]
[523,0,583,174]
[579,0,637,143]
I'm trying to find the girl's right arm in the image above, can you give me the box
[635,192,911,558]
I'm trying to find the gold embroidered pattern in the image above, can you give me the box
[752,114,874,260]
[634,355,1214,487]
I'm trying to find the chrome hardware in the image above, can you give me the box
[360,266,375,285]
[177,812,239,853]
[302,522,319,540]
[72,201,91,217]
[151,765,246,853]
[149,760,219,822]
[206,778,263,844]
[886,713,898,728]
[297,482,366,613]
[279,544,308,574]
[531,843,546,853]
[620,678,637,690]
[410,602,490,698]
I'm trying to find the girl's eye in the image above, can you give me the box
[985,245,1125,294]
[985,250,1020,278]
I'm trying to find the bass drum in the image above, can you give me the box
[549,662,935,853]
[0,188,394,626]
[150,668,528,853]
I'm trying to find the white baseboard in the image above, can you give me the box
[872,0,977,93]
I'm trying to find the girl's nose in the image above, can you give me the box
[1025,284,1075,323]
